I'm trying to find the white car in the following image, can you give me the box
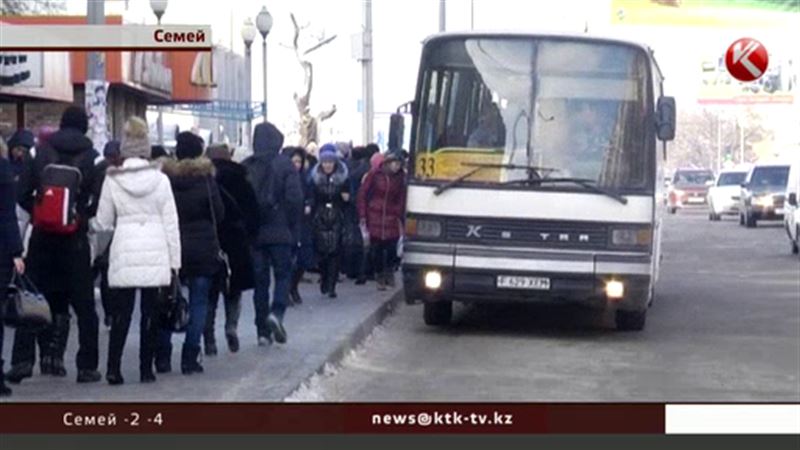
[784,161,800,256]
[708,169,749,221]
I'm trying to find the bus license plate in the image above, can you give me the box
[687,197,705,203]
[497,276,550,290]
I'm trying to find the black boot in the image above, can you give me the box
[203,332,217,356]
[290,270,304,305]
[204,296,218,356]
[155,343,172,374]
[49,314,70,377]
[224,292,241,353]
[181,344,203,375]
[0,359,11,397]
[106,370,124,385]
[40,355,53,375]
[5,362,33,384]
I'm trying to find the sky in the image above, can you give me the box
[66,0,799,147]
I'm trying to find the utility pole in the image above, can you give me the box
[86,0,108,151]
[716,113,722,172]
[439,0,446,32]
[470,0,474,30]
[362,0,374,145]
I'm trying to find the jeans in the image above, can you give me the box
[159,276,211,354]
[252,244,292,335]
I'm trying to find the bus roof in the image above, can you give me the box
[422,31,662,78]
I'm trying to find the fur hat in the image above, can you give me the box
[176,131,204,160]
[59,106,89,134]
[120,117,150,160]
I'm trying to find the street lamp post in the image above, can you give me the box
[241,18,256,149]
[256,6,273,122]
[150,0,168,146]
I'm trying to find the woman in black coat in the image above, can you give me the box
[158,132,224,375]
[203,144,258,355]
[1,142,26,396]
[309,144,350,298]
[283,146,314,306]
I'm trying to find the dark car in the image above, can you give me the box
[739,163,791,228]
[667,169,715,214]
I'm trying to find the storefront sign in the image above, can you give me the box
[0,52,43,88]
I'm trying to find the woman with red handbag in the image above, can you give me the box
[1,137,27,397]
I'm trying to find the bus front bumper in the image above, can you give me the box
[402,245,652,312]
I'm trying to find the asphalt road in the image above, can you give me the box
[298,209,800,402]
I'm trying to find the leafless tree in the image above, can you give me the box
[669,108,773,171]
[283,13,337,147]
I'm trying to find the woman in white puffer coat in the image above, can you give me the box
[94,116,181,386]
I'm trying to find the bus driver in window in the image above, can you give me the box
[467,103,506,149]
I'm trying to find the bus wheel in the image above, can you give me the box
[615,309,647,331]
[668,207,677,215]
[424,301,452,326]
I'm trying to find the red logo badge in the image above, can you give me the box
[725,38,769,82]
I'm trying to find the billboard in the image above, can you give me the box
[611,0,799,105]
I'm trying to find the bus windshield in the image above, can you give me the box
[414,37,653,191]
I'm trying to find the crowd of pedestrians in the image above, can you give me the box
[0,107,407,396]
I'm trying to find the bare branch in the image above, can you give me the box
[304,35,337,56]
[318,105,337,122]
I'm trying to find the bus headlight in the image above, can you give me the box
[611,228,652,247]
[605,280,625,299]
[424,270,443,290]
[406,218,442,238]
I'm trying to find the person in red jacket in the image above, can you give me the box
[357,150,406,291]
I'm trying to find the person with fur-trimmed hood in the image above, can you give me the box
[158,131,225,375]
[93,117,181,385]
[309,144,350,298]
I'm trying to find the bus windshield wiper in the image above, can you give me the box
[433,162,559,196]
[498,177,629,205]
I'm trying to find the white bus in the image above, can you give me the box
[393,32,676,331]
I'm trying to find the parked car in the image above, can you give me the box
[708,169,749,221]
[738,163,791,228]
[784,161,800,255]
[667,168,715,214]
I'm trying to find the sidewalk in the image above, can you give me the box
[1,276,401,402]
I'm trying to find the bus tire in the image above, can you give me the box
[423,301,452,326]
[668,207,677,215]
[616,309,646,331]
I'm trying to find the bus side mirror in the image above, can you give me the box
[389,113,405,151]
[656,96,676,141]
[789,193,798,207]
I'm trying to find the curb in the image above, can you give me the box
[285,288,404,398]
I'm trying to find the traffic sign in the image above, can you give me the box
[725,38,769,83]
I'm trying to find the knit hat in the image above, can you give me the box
[7,129,34,150]
[175,131,204,160]
[120,117,150,160]
[319,143,338,162]
[59,106,89,134]
[103,140,121,159]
